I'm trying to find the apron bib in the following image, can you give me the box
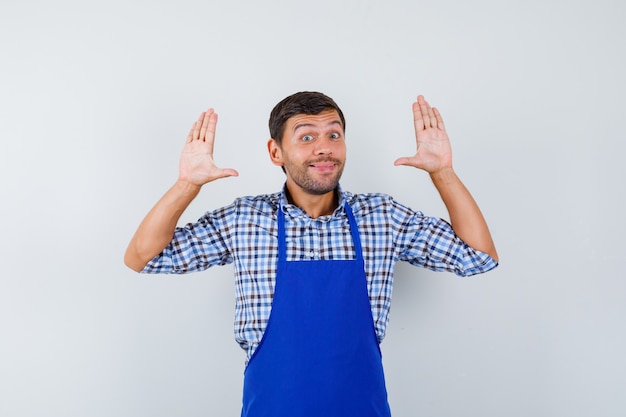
[241,202,391,417]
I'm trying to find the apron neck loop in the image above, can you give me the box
[277,202,363,262]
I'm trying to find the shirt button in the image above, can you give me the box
[308,251,315,258]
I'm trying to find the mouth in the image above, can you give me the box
[308,158,339,172]
[309,163,336,172]
[309,161,337,172]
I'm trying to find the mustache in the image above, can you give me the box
[306,157,342,166]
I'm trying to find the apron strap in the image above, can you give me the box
[277,205,287,263]
[277,201,363,262]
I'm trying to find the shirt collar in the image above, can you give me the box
[279,183,347,220]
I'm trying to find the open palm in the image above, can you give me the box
[394,95,453,174]
[179,109,238,185]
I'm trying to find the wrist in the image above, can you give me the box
[429,167,456,184]
[173,179,202,196]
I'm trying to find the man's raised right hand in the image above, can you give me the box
[179,108,239,186]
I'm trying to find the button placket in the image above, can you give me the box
[308,219,322,260]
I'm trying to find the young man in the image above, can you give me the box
[124,92,498,416]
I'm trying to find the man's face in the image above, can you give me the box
[269,110,346,196]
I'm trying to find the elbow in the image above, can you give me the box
[124,249,148,273]
[485,245,499,263]
[490,245,499,263]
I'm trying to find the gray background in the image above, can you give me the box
[1,0,624,416]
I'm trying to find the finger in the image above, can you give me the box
[199,108,214,141]
[427,105,437,129]
[193,112,205,140]
[186,122,196,143]
[433,107,446,131]
[394,156,419,167]
[204,110,217,142]
[419,96,441,129]
[205,112,218,155]
[419,98,432,129]
[413,101,425,132]
[393,157,410,166]
[216,167,239,179]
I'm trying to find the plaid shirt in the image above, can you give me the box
[143,186,497,361]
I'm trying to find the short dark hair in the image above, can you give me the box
[269,91,346,145]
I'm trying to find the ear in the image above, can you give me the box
[267,138,284,167]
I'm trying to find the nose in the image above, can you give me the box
[314,137,332,155]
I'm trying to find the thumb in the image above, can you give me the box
[394,157,412,166]
[218,168,239,178]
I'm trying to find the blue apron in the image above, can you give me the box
[241,202,392,417]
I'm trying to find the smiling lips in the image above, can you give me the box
[308,159,339,172]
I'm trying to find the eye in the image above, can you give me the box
[301,135,314,142]
[330,132,341,139]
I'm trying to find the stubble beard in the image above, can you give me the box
[284,157,345,195]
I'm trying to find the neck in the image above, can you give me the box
[284,184,338,219]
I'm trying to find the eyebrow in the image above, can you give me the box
[293,120,343,133]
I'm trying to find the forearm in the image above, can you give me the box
[430,168,499,262]
[124,180,202,272]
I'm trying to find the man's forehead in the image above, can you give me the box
[287,110,344,131]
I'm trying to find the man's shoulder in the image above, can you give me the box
[344,190,422,219]
[344,191,397,213]
[231,191,281,213]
